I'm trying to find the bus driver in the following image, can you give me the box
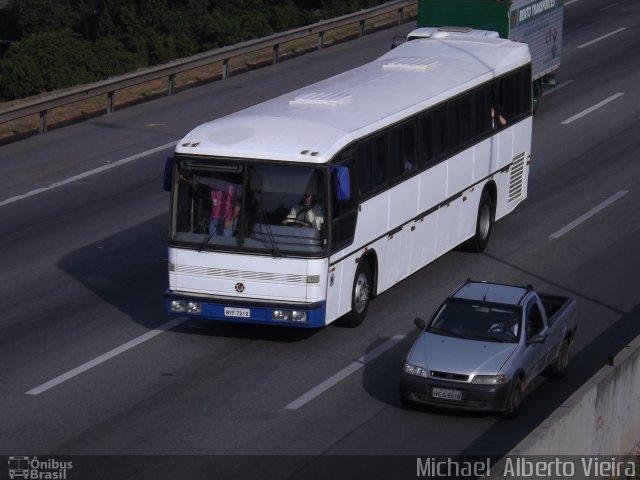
[283,192,323,230]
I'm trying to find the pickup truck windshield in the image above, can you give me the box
[428,299,521,343]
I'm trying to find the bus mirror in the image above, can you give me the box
[163,156,174,191]
[332,166,350,201]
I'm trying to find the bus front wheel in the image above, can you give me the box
[345,261,372,328]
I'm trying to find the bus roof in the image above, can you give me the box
[176,30,530,163]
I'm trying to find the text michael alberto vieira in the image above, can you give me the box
[416,457,637,477]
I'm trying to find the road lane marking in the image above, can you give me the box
[565,0,580,5]
[0,140,178,209]
[26,318,182,395]
[285,334,406,410]
[577,27,626,49]
[561,92,624,125]
[549,190,628,239]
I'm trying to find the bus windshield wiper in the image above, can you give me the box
[257,208,281,258]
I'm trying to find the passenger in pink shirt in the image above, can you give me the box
[210,184,239,236]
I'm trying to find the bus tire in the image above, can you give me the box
[344,261,372,328]
[463,190,493,253]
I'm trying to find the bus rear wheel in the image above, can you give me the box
[344,261,372,328]
[463,190,494,253]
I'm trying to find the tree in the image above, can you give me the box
[0,29,96,100]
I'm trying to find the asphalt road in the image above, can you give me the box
[1,0,639,478]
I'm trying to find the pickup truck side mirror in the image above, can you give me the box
[414,317,426,330]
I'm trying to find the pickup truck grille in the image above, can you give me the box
[430,370,469,382]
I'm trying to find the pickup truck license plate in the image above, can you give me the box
[224,307,250,318]
[432,387,462,401]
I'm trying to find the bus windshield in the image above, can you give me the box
[170,157,327,255]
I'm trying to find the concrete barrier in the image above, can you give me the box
[487,334,640,478]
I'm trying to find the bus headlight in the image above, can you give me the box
[291,311,307,322]
[187,302,202,314]
[272,310,308,323]
[170,300,186,313]
[170,300,202,314]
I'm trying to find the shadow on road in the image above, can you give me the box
[57,213,317,343]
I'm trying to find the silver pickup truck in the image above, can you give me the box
[400,280,577,417]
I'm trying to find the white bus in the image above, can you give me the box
[164,28,532,328]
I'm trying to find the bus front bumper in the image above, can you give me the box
[165,290,326,328]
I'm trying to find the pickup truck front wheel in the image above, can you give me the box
[503,377,523,419]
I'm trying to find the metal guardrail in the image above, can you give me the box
[0,0,416,135]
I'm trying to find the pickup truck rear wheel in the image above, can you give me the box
[503,377,523,419]
[549,339,571,378]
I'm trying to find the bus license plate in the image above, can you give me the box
[432,387,462,401]
[224,307,250,318]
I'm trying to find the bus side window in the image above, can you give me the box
[418,106,446,168]
[389,120,416,180]
[447,93,472,151]
[474,85,492,138]
[357,134,387,197]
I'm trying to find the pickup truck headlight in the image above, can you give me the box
[472,374,508,385]
[403,363,428,378]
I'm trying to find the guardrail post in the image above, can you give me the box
[397,7,404,25]
[273,44,279,64]
[107,91,115,113]
[318,31,325,50]
[39,110,47,134]
[222,59,229,79]
[359,19,366,37]
[168,74,176,95]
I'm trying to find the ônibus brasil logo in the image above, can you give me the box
[8,456,73,479]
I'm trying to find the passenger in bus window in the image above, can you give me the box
[491,105,507,128]
[210,184,239,236]
[283,192,324,230]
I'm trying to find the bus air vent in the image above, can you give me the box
[289,92,351,106]
[382,57,439,72]
[508,152,526,203]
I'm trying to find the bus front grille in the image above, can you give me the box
[174,264,308,284]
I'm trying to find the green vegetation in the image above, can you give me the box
[0,0,387,101]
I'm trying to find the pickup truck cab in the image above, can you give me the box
[400,280,577,417]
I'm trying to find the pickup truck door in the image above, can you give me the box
[539,297,564,366]
[522,299,549,380]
